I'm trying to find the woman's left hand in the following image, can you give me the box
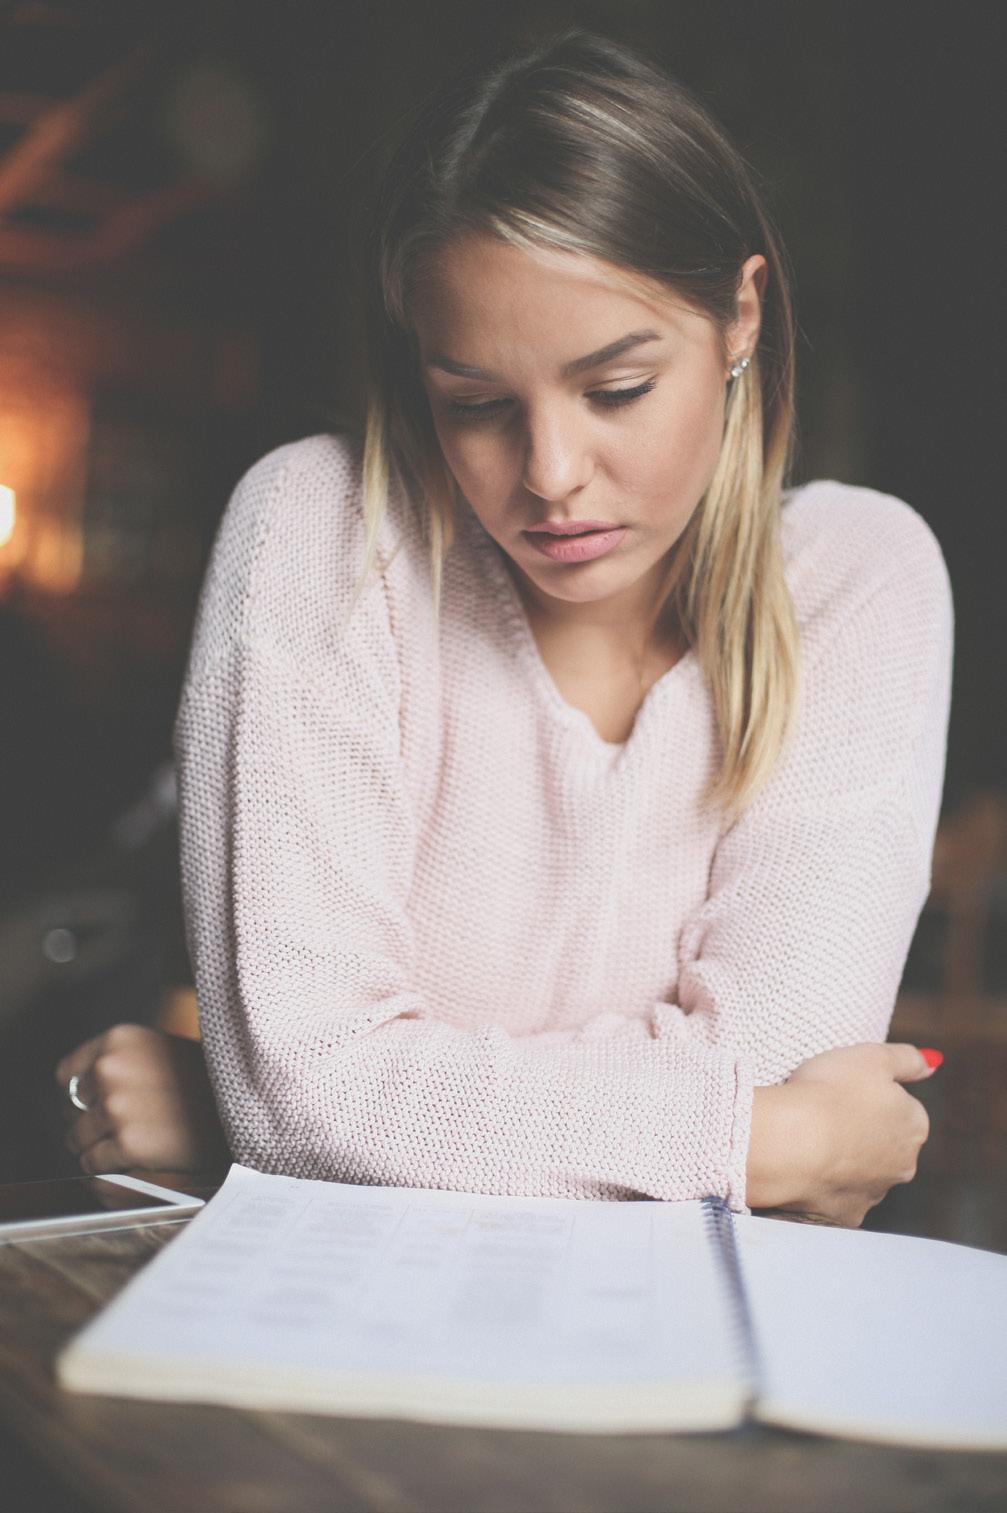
[54,1023,230,1175]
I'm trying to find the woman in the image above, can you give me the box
[55,28,951,1226]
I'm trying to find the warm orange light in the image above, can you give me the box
[33,516,83,593]
[0,484,14,548]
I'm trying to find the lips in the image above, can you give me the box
[525,526,627,563]
[525,519,619,536]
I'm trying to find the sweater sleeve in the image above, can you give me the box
[660,502,955,1085]
[173,465,754,1210]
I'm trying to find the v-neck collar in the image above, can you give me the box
[460,508,701,760]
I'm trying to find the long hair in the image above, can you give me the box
[351,26,801,827]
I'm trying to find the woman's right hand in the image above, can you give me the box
[747,1043,939,1227]
[54,1024,230,1176]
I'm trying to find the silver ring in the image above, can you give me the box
[67,1074,89,1113]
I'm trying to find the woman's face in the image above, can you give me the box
[414,234,765,635]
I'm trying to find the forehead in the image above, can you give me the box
[411,234,705,341]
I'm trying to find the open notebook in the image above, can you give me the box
[55,1163,1007,1449]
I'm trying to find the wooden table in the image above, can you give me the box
[2,1165,1006,1513]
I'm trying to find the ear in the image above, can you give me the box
[727,253,767,367]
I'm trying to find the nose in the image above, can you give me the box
[520,401,593,502]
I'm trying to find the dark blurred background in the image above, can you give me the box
[0,1,1003,1241]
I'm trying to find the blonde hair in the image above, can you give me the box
[349,26,802,828]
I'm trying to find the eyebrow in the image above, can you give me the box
[425,329,664,381]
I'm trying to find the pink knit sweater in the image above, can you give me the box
[173,432,954,1214]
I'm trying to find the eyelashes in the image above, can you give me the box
[444,380,657,424]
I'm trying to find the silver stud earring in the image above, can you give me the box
[728,356,750,380]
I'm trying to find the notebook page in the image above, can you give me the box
[57,1164,749,1433]
[733,1213,1007,1450]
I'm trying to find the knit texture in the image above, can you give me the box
[172,432,954,1214]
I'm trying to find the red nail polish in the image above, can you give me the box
[920,1047,944,1069]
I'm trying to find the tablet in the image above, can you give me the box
[0,1173,205,1242]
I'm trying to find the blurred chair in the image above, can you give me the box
[894,786,1007,1040]
[881,786,1007,1248]
[157,983,200,1039]
[930,788,1007,1000]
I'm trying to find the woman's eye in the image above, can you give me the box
[445,380,657,424]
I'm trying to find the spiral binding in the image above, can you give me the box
[701,1195,763,1414]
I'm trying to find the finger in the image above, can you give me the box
[56,1060,102,1121]
[56,1069,96,1126]
[54,1032,109,1089]
[64,1104,116,1159]
[78,1136,127,1176]
[55,1023,149,1098]
[887,1042,939,1083]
